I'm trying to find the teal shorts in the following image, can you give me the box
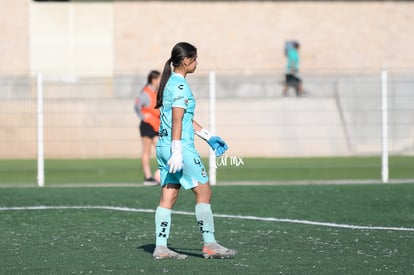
[156,145,209,190]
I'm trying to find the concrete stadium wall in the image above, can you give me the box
[115,1,414,73]
[2,1,414,73]
[29,1,113,75]
[0,96,349,159]
[2,1,414,160]
[0,1,29,72]
[1,73,413,159]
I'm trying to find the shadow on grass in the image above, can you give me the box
[138,244,203,258]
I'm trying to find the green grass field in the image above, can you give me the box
[1,157,413,273]
[1,184,414,274]
[1,156,414,185]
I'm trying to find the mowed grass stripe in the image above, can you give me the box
[1,156,414,185]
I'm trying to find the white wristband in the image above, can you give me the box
[195,128,212,141]
[171,140,182,152]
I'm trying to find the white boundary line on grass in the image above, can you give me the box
[1,179,413,188]
[1,205,414,232]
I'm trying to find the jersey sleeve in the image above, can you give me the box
[171,81,190,109]
[134,92,150,119]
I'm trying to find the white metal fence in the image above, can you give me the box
[0,70,413,185]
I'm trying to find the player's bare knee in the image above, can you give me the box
[194,186,212,203]
[159,197,177,209]
[159,202,175,209]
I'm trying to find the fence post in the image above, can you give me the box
[37,72,45,187]
[381,69,389,183]
[209,71,217,185]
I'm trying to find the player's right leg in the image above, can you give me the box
[153,183,188,259]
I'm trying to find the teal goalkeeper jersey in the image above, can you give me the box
[158,73,196,148]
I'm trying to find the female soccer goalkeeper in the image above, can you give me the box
[152,42,237,260]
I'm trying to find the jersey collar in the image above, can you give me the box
[172,72,185,78]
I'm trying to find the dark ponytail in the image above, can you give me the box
[155,42,197,109]
[155,58,172,109]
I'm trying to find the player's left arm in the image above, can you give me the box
[192,120,203,132]
[193,120,228,157]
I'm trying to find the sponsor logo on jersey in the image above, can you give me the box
[173,95,184,102]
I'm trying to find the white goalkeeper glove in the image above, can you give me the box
[195,128,229,157]
[168,140,184,173]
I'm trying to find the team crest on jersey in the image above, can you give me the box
[201,168,207,177]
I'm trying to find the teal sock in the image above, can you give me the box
[155,206,172,246]
[195,203,216,244]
